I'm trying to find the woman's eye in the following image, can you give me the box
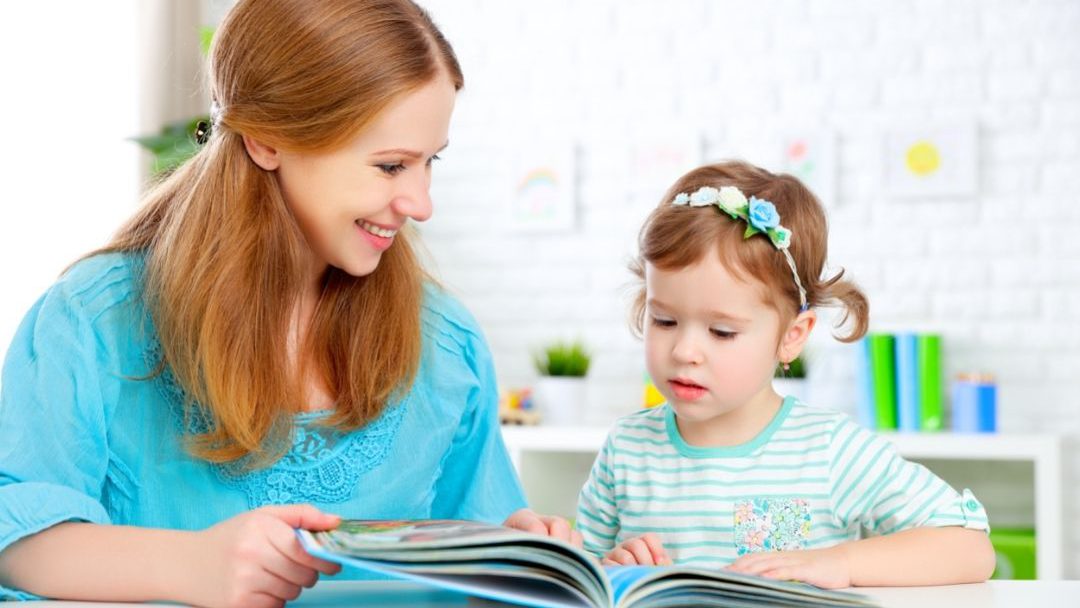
[377,163,406,176]
[650,317,676,328]
[710,328,737,340]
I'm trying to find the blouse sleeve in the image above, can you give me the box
[828,418,990,536]
[576,434,620,557]
[0,286,113,599]
[427,293,527,524]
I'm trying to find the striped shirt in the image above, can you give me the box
[576,397,990,568]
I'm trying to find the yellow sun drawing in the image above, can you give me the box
[905,141,941,176]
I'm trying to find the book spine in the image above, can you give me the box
[854,338,877,429]
[917,334,944,431]
[895,333,920,432]
[867,333,898,430]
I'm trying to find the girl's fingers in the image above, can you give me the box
[606,548,637,565]
[623,538,655,565]
[640,533,670,565]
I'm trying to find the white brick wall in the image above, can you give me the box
[418,0,1080,576]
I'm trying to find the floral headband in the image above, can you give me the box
[672,186,808,311]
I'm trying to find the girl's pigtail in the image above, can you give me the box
[815,268,869,343]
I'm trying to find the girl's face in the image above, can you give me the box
[271,75,457,279]
[644,252,784,427]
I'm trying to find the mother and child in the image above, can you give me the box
[0,0,993,604]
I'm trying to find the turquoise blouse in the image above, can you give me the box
[0,253,526,600]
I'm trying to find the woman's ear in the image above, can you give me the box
[777,309,817,365]
[242,134,281,170]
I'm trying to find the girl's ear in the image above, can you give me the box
[242,134,281,170]
[777,309,817,365]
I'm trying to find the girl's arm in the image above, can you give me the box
[845,526,995,586]
[0,505,342,607]
[728,526,996,588]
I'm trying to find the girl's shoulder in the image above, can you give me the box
[608,405,670,440]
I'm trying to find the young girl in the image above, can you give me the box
[0,0,575,604]
[576,161,994,588]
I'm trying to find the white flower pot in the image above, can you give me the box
[532,376,586,426]
[773,377,810,404]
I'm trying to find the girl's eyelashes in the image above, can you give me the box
[710,328,737,340]
[650,316,676,328]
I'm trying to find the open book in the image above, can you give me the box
[297,519,879,608]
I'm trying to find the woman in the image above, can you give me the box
[0,1,576,605]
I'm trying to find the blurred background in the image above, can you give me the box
[1,0,1077,580]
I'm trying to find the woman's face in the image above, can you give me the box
[272,75,457,279]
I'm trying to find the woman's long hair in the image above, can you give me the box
[96,0,463,466]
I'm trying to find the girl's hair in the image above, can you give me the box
[94,0,463,466]
[630,161,869,344]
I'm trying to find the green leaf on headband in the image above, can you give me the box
[743,224,761,239]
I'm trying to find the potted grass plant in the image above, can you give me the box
[531,340,591,426]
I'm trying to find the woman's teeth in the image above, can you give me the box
[358,220,396,238]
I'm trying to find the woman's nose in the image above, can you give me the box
[391,173,433,222]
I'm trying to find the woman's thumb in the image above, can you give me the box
[264,504,341,530]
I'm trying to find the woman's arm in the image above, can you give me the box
[728,526,996,588]
[0,505,341,607]
[0,522,199,603]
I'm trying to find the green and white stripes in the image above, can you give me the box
[576,399,990,568]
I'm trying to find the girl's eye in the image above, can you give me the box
[377,163,406,176]
[710,328,737,340]
[650,317,676,328]
[425,153,442,167]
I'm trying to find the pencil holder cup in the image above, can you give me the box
[950,373,997,433]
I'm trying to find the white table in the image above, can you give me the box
[31,579,1080,607]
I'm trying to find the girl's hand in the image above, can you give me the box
[503,509,584,548]
[602,533,672,566]
[726,546,851,589]
[188,504,343,608]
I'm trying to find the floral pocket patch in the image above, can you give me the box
[734,497,811,555]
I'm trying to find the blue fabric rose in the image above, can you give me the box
[748,196,780,231]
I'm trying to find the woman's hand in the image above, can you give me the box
[726,546,851,589]
[502,509,583,548]
[187,504,343,608]
[602,533,672,566]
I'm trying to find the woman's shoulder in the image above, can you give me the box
[419,282,486,353]
[46,252,145,321]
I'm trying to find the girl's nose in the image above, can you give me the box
[671,333,703,365]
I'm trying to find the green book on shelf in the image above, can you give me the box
[916,334,944,431]
[866,334,897,430]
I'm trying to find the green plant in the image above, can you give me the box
[775,355,806,379]
[533,341,591,377]
[132,26,216,176]
[131,116,209,175]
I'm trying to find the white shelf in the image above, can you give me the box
[500,425,1064,580]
